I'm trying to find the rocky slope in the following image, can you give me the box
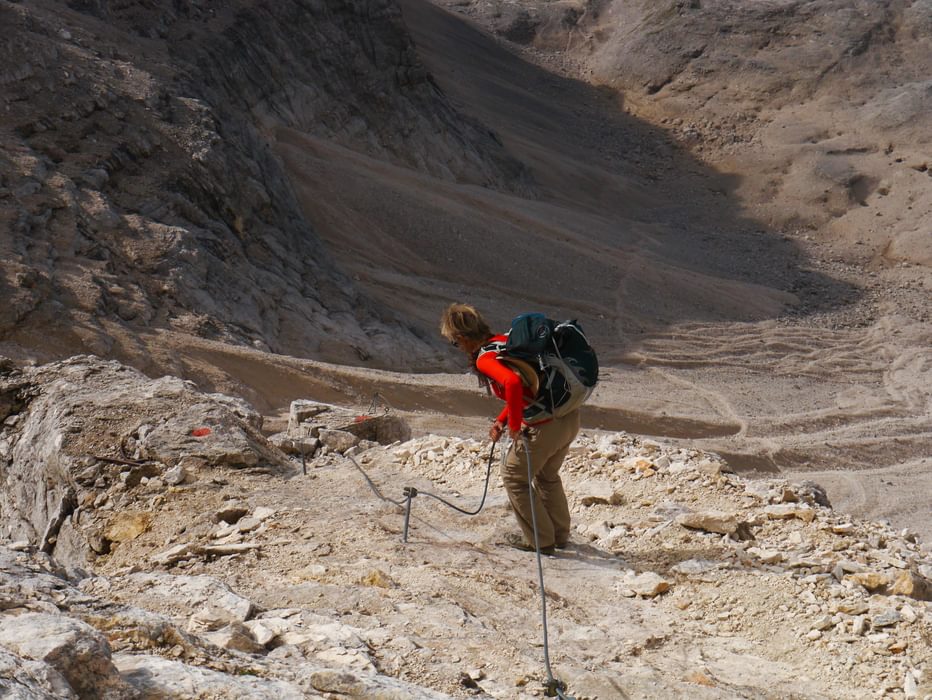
[444,0,932,272]
[0,0,528,369]
[1,356,931,698]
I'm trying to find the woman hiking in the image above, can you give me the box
[440,303,579,555]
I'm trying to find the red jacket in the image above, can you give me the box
[475,335,534,431]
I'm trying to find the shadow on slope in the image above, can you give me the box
[272,0,861,371]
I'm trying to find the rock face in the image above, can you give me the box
[0,0,528,368]
[0,544,451,699]
[0,356,290,566]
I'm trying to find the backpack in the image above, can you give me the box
[483,312,599,423]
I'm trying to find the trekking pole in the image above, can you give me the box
[521,433,574,700]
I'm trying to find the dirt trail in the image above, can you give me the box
[145,329,932,543]
[263,0,932,541]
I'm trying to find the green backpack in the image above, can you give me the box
[483,313,599,423]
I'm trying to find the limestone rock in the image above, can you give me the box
[139,401,284,470]
[846,571,890,593]
[318,429,359,454]
[0,613,132,699]
[872,609,901,628]
[696,459,724,477]
[115,654,305,699]
[748,547,784,565]
[207,393,264,431]
[305,667,451,699]
[203,622,264,654]
[671,559,720,576]
[253,507,276,521]
[163,465,187,486]
[271,434,321,457]
[103,512,152,544]
[888,571,932,601]
[0,357,287,566]
[627,572,671,597]
[338,414,412,445]
[116,573,254,631]
[788,481,832,508]
[765,504,816,523]
[289,400,331,430]
[677,510,736,535]
[578,480,622,506]
[0,646,77,698]
[214,503,249,525]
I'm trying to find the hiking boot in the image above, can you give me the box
[502,532,555,556]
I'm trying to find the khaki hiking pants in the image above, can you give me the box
[501,410,580,549]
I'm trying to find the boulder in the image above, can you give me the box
[0,357,288,566]
[846,571,890,593]
[115,655,305,699]
[889,571,932,601]
[677,510,742,536]
[115,574,255,631]
[627,572,671,598]
[203,622,264,654]
[318,429,359,454]
[289,399,332,430]
[214,503,249,524]
[577,480,622,506]
[338,415,411,445]
[0,646,77,698]
[764,504,816,523]
[676,510,754,540]
[0,613,132,699]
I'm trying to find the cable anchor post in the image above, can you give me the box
[544,678,572,698]
[401,486,418,542]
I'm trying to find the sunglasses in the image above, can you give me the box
[450,339,460,348]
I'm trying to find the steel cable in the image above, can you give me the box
[344,436,572,698]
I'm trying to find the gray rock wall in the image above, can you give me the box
[0,356,289,567]
[0,0,528,367]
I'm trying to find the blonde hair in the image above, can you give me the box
[439,303,493,344]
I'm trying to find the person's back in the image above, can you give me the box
[440,303,582,555]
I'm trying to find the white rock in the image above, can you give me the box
[236,516,261,533]
[626,572,671,597]
[677,510,739,536]
[577,480,622,506]
[0,612,129,697]
[123,574,254,631]
[671,559,720,576]
[748,547,784,564]
[253,506,276,521]
[318,429,359,454]
[203,622,263,653]
[163,465,186,485]
[116,654,305,698]
[903,669,919,698]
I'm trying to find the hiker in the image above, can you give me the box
[440,303,581,555]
